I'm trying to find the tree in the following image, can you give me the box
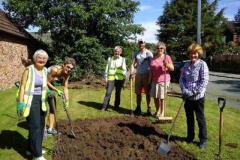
[3,0,143,77]
[156,0,225,60]
[234,8,240,22]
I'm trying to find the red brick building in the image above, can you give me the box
[0,10,41,90]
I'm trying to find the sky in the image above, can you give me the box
[134,0,240,43]
[1,0,240,43]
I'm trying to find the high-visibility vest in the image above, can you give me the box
[108,57,125,81]
[22,65,48,117]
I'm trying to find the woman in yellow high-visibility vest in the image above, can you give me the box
[102,46,127,111]
[17,49,49,160]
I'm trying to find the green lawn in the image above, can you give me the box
[0,85,239,160]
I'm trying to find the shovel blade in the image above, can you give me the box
[158,142,171,155]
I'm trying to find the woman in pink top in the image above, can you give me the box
[149,42,174,120]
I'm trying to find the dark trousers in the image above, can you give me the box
[102,80,124,109]
[26,95,46,157]
[184,97,207,142]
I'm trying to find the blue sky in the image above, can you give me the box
[1,0,239,43]
[134,0,240,43]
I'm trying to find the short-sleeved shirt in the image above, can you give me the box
[150,55,172,83]
[133,49,153,74]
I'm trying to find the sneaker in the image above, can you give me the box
[199,141,207,149]
[26,150,46,156]
[42,149,46,154]
[47,128,58,135]
[33,156,46,160]
[26,150,31,156]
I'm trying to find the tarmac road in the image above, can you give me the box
[206,71,240,109]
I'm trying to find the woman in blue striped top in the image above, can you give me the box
[179,43,209,149]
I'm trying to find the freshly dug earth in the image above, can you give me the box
[53,116,195,160]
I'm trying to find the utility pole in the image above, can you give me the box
[197,0,201,44]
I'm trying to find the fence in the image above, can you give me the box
[209,54,240,73]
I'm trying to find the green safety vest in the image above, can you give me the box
[22,65,48,117]
[108,57,125,81]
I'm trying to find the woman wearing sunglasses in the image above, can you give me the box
[46,57,76,135]
[149,42,174,120]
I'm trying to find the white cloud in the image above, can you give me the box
[224,14,234,20]
[139,5,152,11]
[136,21,158,43]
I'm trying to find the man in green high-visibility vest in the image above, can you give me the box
[102,46,127,111]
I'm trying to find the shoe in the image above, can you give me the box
[199,141,207,149]
[42,149,46,154]
[134,106,142,115]
[47,128,58,135]
[114,106,120,111]
[26,150,46,156]
[26,150,31,156]
[33,156,46,160]
[101,107,107,111]
[146,107,152,116]
[186,138,194,144]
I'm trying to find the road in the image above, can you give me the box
[206,71,240,109]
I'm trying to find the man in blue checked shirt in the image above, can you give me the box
[179,43,209,149]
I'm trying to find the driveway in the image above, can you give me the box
[206,71,240,109]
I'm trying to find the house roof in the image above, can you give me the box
[225,21,240,33]
[0,10,33,39]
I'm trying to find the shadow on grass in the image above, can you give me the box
[0,130,31,159]
[78,100,132,115]
[17,121,28,130]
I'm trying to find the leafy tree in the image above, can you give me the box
[156,0,225,60]
[234,8,240,22]
[3,0,143,78]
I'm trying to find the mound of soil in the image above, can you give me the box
[53,116,195,160]
[69,79,105,89]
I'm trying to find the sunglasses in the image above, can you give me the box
[66,65,74,70]
[156,47,164,50]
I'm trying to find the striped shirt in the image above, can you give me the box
[179,59,209,100]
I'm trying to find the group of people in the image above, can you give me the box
[17,50,76,160]
[16,39,209,160]
[102,40,209,149]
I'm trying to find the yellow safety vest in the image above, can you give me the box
[23,65,48,117]
[108,57,125,81]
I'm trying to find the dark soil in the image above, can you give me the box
[53,116,195,160]
[68,79,105,90]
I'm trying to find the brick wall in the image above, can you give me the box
[0,35,28,90]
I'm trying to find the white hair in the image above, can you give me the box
[114,46,122,53]
[33,49,49,62]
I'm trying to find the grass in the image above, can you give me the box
[0,85,239,160]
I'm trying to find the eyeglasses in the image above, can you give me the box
[156,47,164,50]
